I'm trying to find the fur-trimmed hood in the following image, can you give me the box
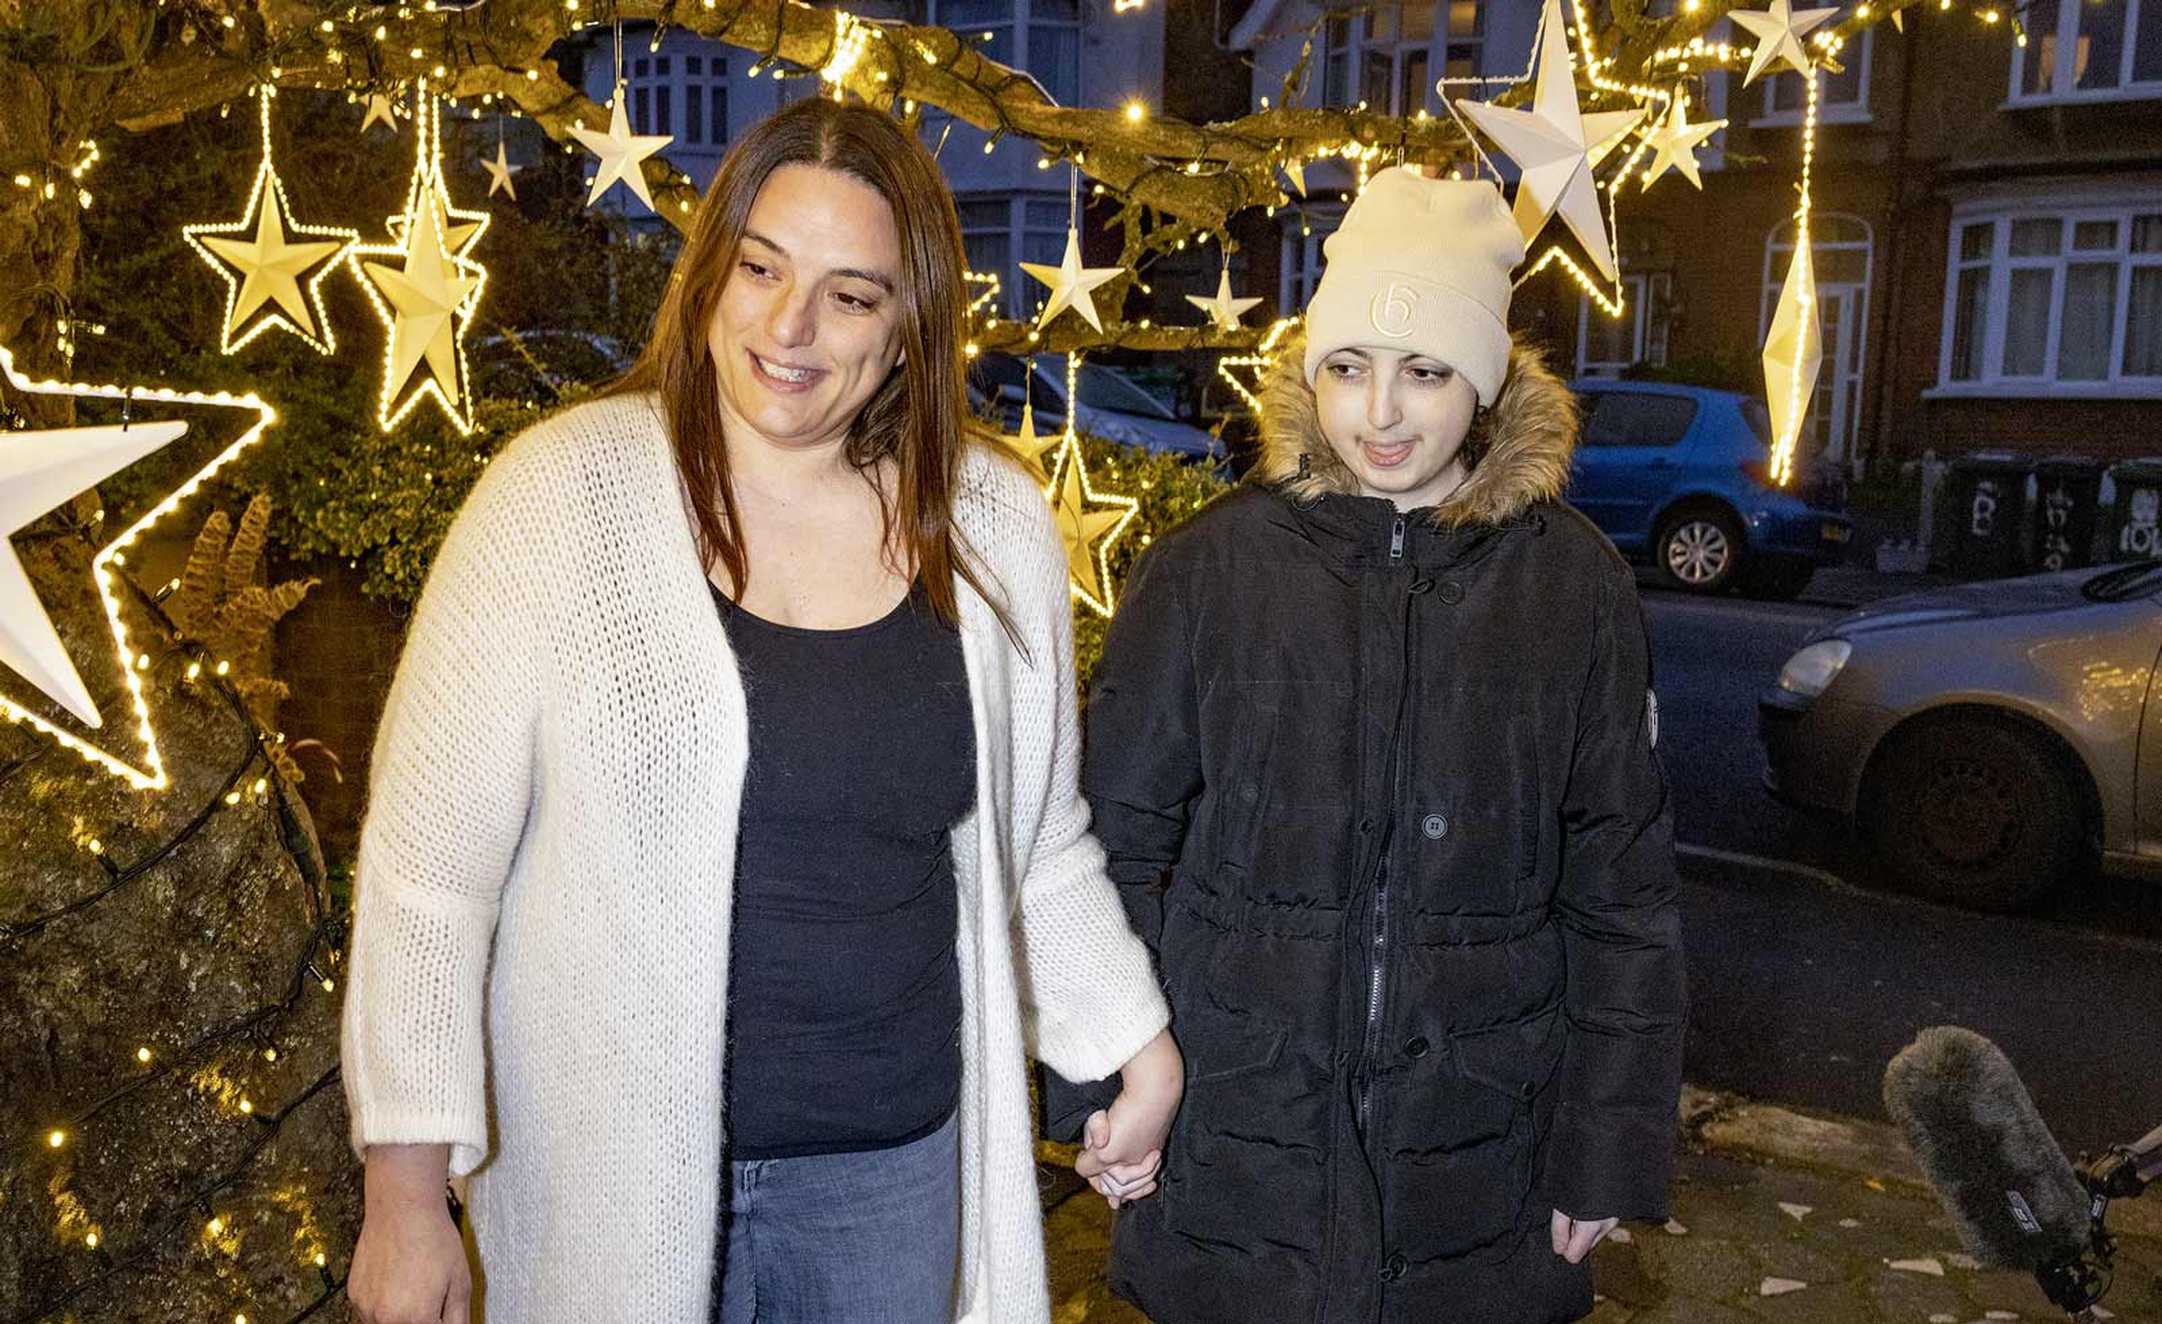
[1250,327,1581,528]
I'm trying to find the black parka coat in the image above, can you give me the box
[1046,334,1687,1324]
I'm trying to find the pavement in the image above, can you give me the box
[1035,1087,2162,1323]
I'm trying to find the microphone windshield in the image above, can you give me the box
[1883,1026,2091,1271]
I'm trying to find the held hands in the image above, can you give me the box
[1073,1028,1182,1208]
[350,1144,470,1324]
[1551,1209,1620,1264]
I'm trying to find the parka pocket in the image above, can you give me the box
[1379,1004,1568,1264]
[1158,1010,1327,1252]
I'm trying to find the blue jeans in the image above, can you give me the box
[714,1112,960,1324]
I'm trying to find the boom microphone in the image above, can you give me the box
[1881,1026,2093,1272]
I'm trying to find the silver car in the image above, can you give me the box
[1759,561,2162,911]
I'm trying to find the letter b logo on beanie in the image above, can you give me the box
[1369,282,1419,338]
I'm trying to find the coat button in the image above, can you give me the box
[1409,576,1434,595]
[1381,1252,1408,1280]
[1437,580,1465,604]
[1404,1036,1430,1059]
[1240,783,1259,803]
[1358,817,1375,834]
[1421,813,1448,839]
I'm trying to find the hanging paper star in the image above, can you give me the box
[482,139,522,201]
[1042,432,1137,617]
[1280,158,1308,199]
[359,92,402,135]
[1637,91,1726,192]
[1186,267,1263,332]
[1454,0,1644,283]
[996,401,1061,482]
[1729,1,1840,86]
[568,82,673,211]
[1762,243,1822,485]
[347,84,489,433]
[1020,228,1125,333]
[0,344,280,789]
[1892,9,1904,33]
[182,88,357,355]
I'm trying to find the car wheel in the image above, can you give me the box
[1860,716,2088,912]
[1742,556,1815,601]
[1655,508,1744,593]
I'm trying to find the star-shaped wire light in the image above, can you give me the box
[1042,430,1137,617]
[181,87,357,355]
[346,83,489,433]
[1020,228,1125,333]
[1186,267,1263,332]
[1453,0,1643,284]
[1729,0,1840,86]
[0,344,279,789]
[568,82,673,211]
[1637,90,1726,191]
[482,138,523,201]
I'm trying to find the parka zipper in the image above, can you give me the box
[1357,515,1412,1134]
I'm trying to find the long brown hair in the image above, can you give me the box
[597,98,1006,634]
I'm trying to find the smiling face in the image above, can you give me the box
[706,163,907,456]
[1312,346,1481,511]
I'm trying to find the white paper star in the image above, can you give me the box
[1185,267,1263,332]
[568,84,673,211]
[1280,158,1308,199]
[359,92,401,135]
[1728,1,1840,86]
[1019,228,1125,333]
[482,139,523,201]
[1454,0,1644,282]
[1762,242,1822,483]
[0,418,188,728]
[1637,91,1726,191]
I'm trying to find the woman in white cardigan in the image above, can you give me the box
[341,99,1181,1324]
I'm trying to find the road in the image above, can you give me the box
[1639,580,2162,1158]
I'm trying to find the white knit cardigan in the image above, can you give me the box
[340,390,1170,1324]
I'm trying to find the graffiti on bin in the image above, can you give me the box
[1970,479,2001,538]
[2124,488,2161,558]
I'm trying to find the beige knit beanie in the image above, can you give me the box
[1301,166,1525,407]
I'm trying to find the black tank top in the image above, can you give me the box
[714,578,974,1159]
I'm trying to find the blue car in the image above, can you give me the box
[1565,380,1854,599]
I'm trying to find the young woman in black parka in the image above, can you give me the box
[1052,165,1688,1323]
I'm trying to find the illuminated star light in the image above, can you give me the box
[1728,1,1841,86]
[0,344,280,789]
[1043,430,1138,617]
[1636,90,1726,191]
[1185,267,1263,333]
[182,88,357,354]
[568,82,674,211]
[1454,0,1644,283]
[1020,228,1125,333]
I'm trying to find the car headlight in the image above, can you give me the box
[1776,639,1852,699]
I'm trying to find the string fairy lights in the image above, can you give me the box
[0,345,278,790]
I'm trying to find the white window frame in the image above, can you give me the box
[627,44,729,148]
[1279,210,1340,310]
[931,0,1080,107]
[1931,192,2162,399]
[1574,272,1672,379]
[1316,2,1471,115]
[957,192,1074,319]
[2008,0,2162,106]
[1753,28,1873,126]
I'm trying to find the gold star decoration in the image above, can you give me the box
[181,87,357,355]
[568,82,673,211]
[359,92,402,135]
[346,83,489,433]
[0,343,280,789]
[996,400,1062,482]
[1020,228,1125,333]
[1280,158,1308,199]
[1043,430,1137,617]
[1728,0,1840,86]
[1186,267,1263,332]
[1454,0,1644,283]
[1637,90,1726,192]
[1762,243,1822,485]
[482,139,522,202]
